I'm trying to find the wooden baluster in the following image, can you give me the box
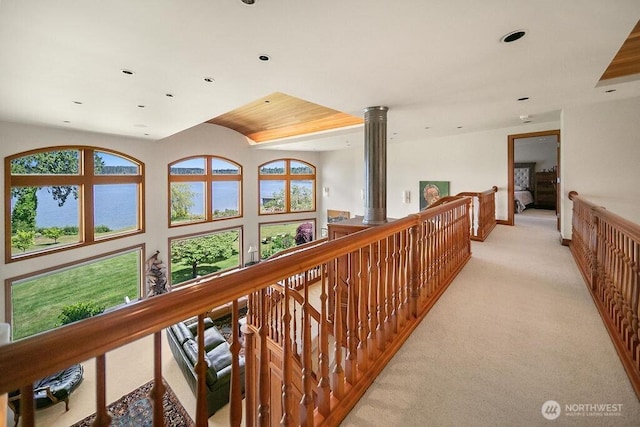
[631,240,639,360]
[357,247,369,371]
[368,241,379,361]
[195,314,209,426]
[317,263,331,417]
[376,238,386,353]
[292,302,298,357]
[384,236,393,343]
[20,383,34,427]
[94,353,111,427]
[258,288,270,426]
[244,326,256,427]
[281,285,293,426]
[230,299,243,427]
[151,331,166,427]
[591,208,600,292]
[273,294,278,342]
[299,271,314,426]
[390,235,398,337]
[399,230,408,326]
[332,280,344,399]
[345,253,357,384]
[409,221,420,318]
[632,240,640,367]
[248,291,255,326]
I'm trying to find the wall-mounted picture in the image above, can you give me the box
[419,181,450,210]
[327,209,350,223]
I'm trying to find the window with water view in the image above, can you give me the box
[259,159,315,214]
[169,156,242,226]
[6,147,144,261]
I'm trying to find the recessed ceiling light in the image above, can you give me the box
[501,30,526,43]
[137,105,145,108]
[72,101,83,105]
[258,54,270,61]
[121,69,135,75]
[144,133,149,136]
[457,126,463,129]
[523,120,532,124]
[517,97,529,101]
[425,126,430,130]
[165,93,174,97]
[63,120,71,123]
[203,77,215,83]
[605,89,616,93]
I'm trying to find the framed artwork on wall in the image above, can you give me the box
[327,209,350,223]
[419,181,450,210]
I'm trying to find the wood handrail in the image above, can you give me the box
[264,237,329,261]
[0,197,473,426]
[567,190,640,400]
[0,199,466,392]
[425,186,498,242]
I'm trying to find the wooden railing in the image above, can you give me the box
[0,199,471,426]
[568,191,640,399]
[428,186,498,241]
[264,238,328,290]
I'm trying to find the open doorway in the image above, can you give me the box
[507,129,560,228]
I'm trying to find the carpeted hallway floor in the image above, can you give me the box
[342,209,640,426]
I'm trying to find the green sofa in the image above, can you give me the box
[166,317,245,416]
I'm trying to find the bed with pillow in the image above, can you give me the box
[514,162,535,213]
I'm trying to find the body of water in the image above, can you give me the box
[15,181,287,229]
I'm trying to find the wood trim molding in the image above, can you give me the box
[507,129,560,227]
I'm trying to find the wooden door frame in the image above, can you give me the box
[506,129,561,226]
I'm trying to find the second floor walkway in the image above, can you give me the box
[342,209,640,426]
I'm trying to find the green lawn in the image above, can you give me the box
[11,227,136,256]
[260,221,309,259]
[11,251,139,340]
[171,253,240,285]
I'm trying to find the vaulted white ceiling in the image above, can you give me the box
[1,1,640,151]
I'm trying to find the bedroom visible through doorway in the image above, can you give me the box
[507,130,560,230]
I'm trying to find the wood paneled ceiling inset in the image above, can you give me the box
[600,20,640,81]
[207,92,363,143]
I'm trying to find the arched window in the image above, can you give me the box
[5,147,144,262]
[259,159,315,214]
[169,156,242,226]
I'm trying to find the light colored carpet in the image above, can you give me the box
[342,209,640,426]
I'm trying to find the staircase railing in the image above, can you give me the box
[568,191,640,399]
[0,198,471,426]
[427,186,498,241]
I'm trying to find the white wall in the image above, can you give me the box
[561,96,640,238]
[321,121,560,224]
[0,121,320,324]
[515,138,557,172]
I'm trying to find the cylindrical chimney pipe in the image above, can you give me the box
[363,106,388,225]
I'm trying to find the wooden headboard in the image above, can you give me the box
[514,162,535,190]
